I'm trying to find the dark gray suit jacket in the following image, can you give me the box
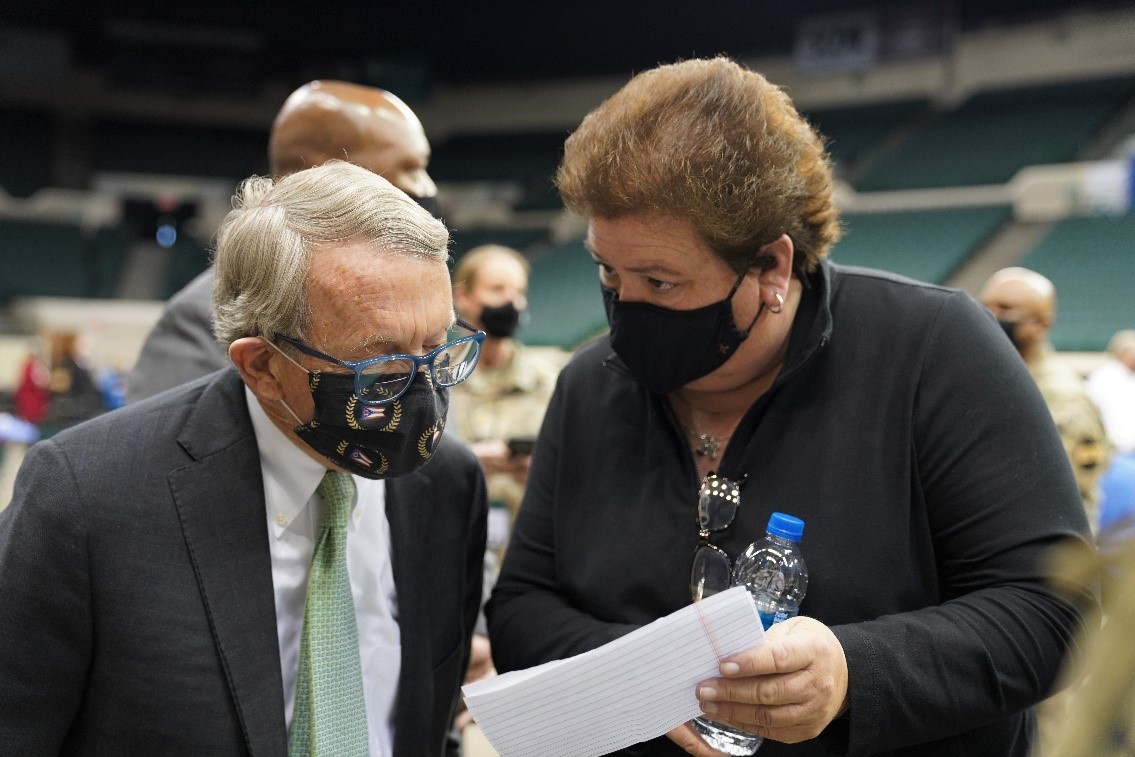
[0,369,487,756]
[127,269,229,404]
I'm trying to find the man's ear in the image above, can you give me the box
[229,337,285,401]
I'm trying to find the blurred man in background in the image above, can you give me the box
[980,266,1110,527]
[127,80,440,403]
[1088,330,1135,532]
[1087,329,1135,457]
[449,244,563,563]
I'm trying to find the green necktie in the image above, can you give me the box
[288,470,369,757]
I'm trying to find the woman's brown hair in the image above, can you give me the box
[556,57,840,276]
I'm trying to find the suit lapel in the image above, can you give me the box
[169,371,287,757]
[386,471,435,755]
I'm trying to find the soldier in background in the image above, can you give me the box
[449,244,565,563]
[981,267,1110,528]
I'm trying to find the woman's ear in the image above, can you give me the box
[229,337,285,401]
[753,234,794,304]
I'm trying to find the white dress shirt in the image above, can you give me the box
[1087,360,1135,453]
[245,387,401,756]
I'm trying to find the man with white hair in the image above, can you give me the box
[0,161,487,756]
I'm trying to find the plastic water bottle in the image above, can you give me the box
[693,512,808,756]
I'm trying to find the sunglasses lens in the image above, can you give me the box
[697,474,742,531]
[690,543,733,601]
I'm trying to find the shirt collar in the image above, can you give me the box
[244,386,329,537]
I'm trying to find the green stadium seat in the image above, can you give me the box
[1018,210,1135,351]
[803,99,930,174]
[90,224,134,298]
[448,227,550,262]
[430,132,565,183]
[517,239,606,349]
[855,77,1135,191]
[830,206,1010,284]
[162,234,211,299]
[0,110,54,198]
[0,219,90,299]
[93,121,267,179]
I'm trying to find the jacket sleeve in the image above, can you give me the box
[0,439,93,754]
[832,291,1098,754]
[486,371,640,673]
[126,271,230,403]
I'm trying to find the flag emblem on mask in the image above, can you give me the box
[349,449,373,468]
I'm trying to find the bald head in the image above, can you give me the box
[980,267,1057,359]
[268,80,436,198]
[1108,329,1135,370]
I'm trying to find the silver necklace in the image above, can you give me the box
[687,428,731,460]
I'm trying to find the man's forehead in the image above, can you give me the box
[307,246,452,345]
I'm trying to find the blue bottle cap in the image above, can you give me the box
[767,512,805,541]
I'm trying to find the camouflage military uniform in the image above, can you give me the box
[1030,349,1111,530]
[447,343,564,560]
[1043,522,1135,756]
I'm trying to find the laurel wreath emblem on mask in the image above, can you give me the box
[417,418,445,459]
[308,371,321,392]
[346,395,361,430]
[385,400,402,432]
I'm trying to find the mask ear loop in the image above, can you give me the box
[265,337,310,373]
[263,337,311,427]
[729,257,766,337]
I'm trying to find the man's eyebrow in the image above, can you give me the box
[349,333,396,357]
[349,318,456,357]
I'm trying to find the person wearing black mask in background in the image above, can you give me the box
[127,80,443,403]
[980,266,1109,530]
[450,245,565,564]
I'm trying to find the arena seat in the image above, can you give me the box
[0,110,54,198]
[0,219,90,299]
[429,132,565,184]
[93,122,267,179]
[90,225,134,298]
[449,227,550,261]
[517,239,606,349]
[162,234,211,299]
[830,206,1010,284]
[855,76,1135,191]
[803,98,930,176]
[1017,209,1135,351]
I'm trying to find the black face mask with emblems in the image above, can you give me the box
[288,370,449,479]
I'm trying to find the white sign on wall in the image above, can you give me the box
[795,11,880,73]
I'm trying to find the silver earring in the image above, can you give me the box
[770,291,784,314]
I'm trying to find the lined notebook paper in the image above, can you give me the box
[464,586,764,757]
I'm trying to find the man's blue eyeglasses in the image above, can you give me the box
[272,318,485,405]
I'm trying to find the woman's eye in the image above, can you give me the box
[648,278,676,292]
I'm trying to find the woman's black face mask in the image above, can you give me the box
[601,269,764,394]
